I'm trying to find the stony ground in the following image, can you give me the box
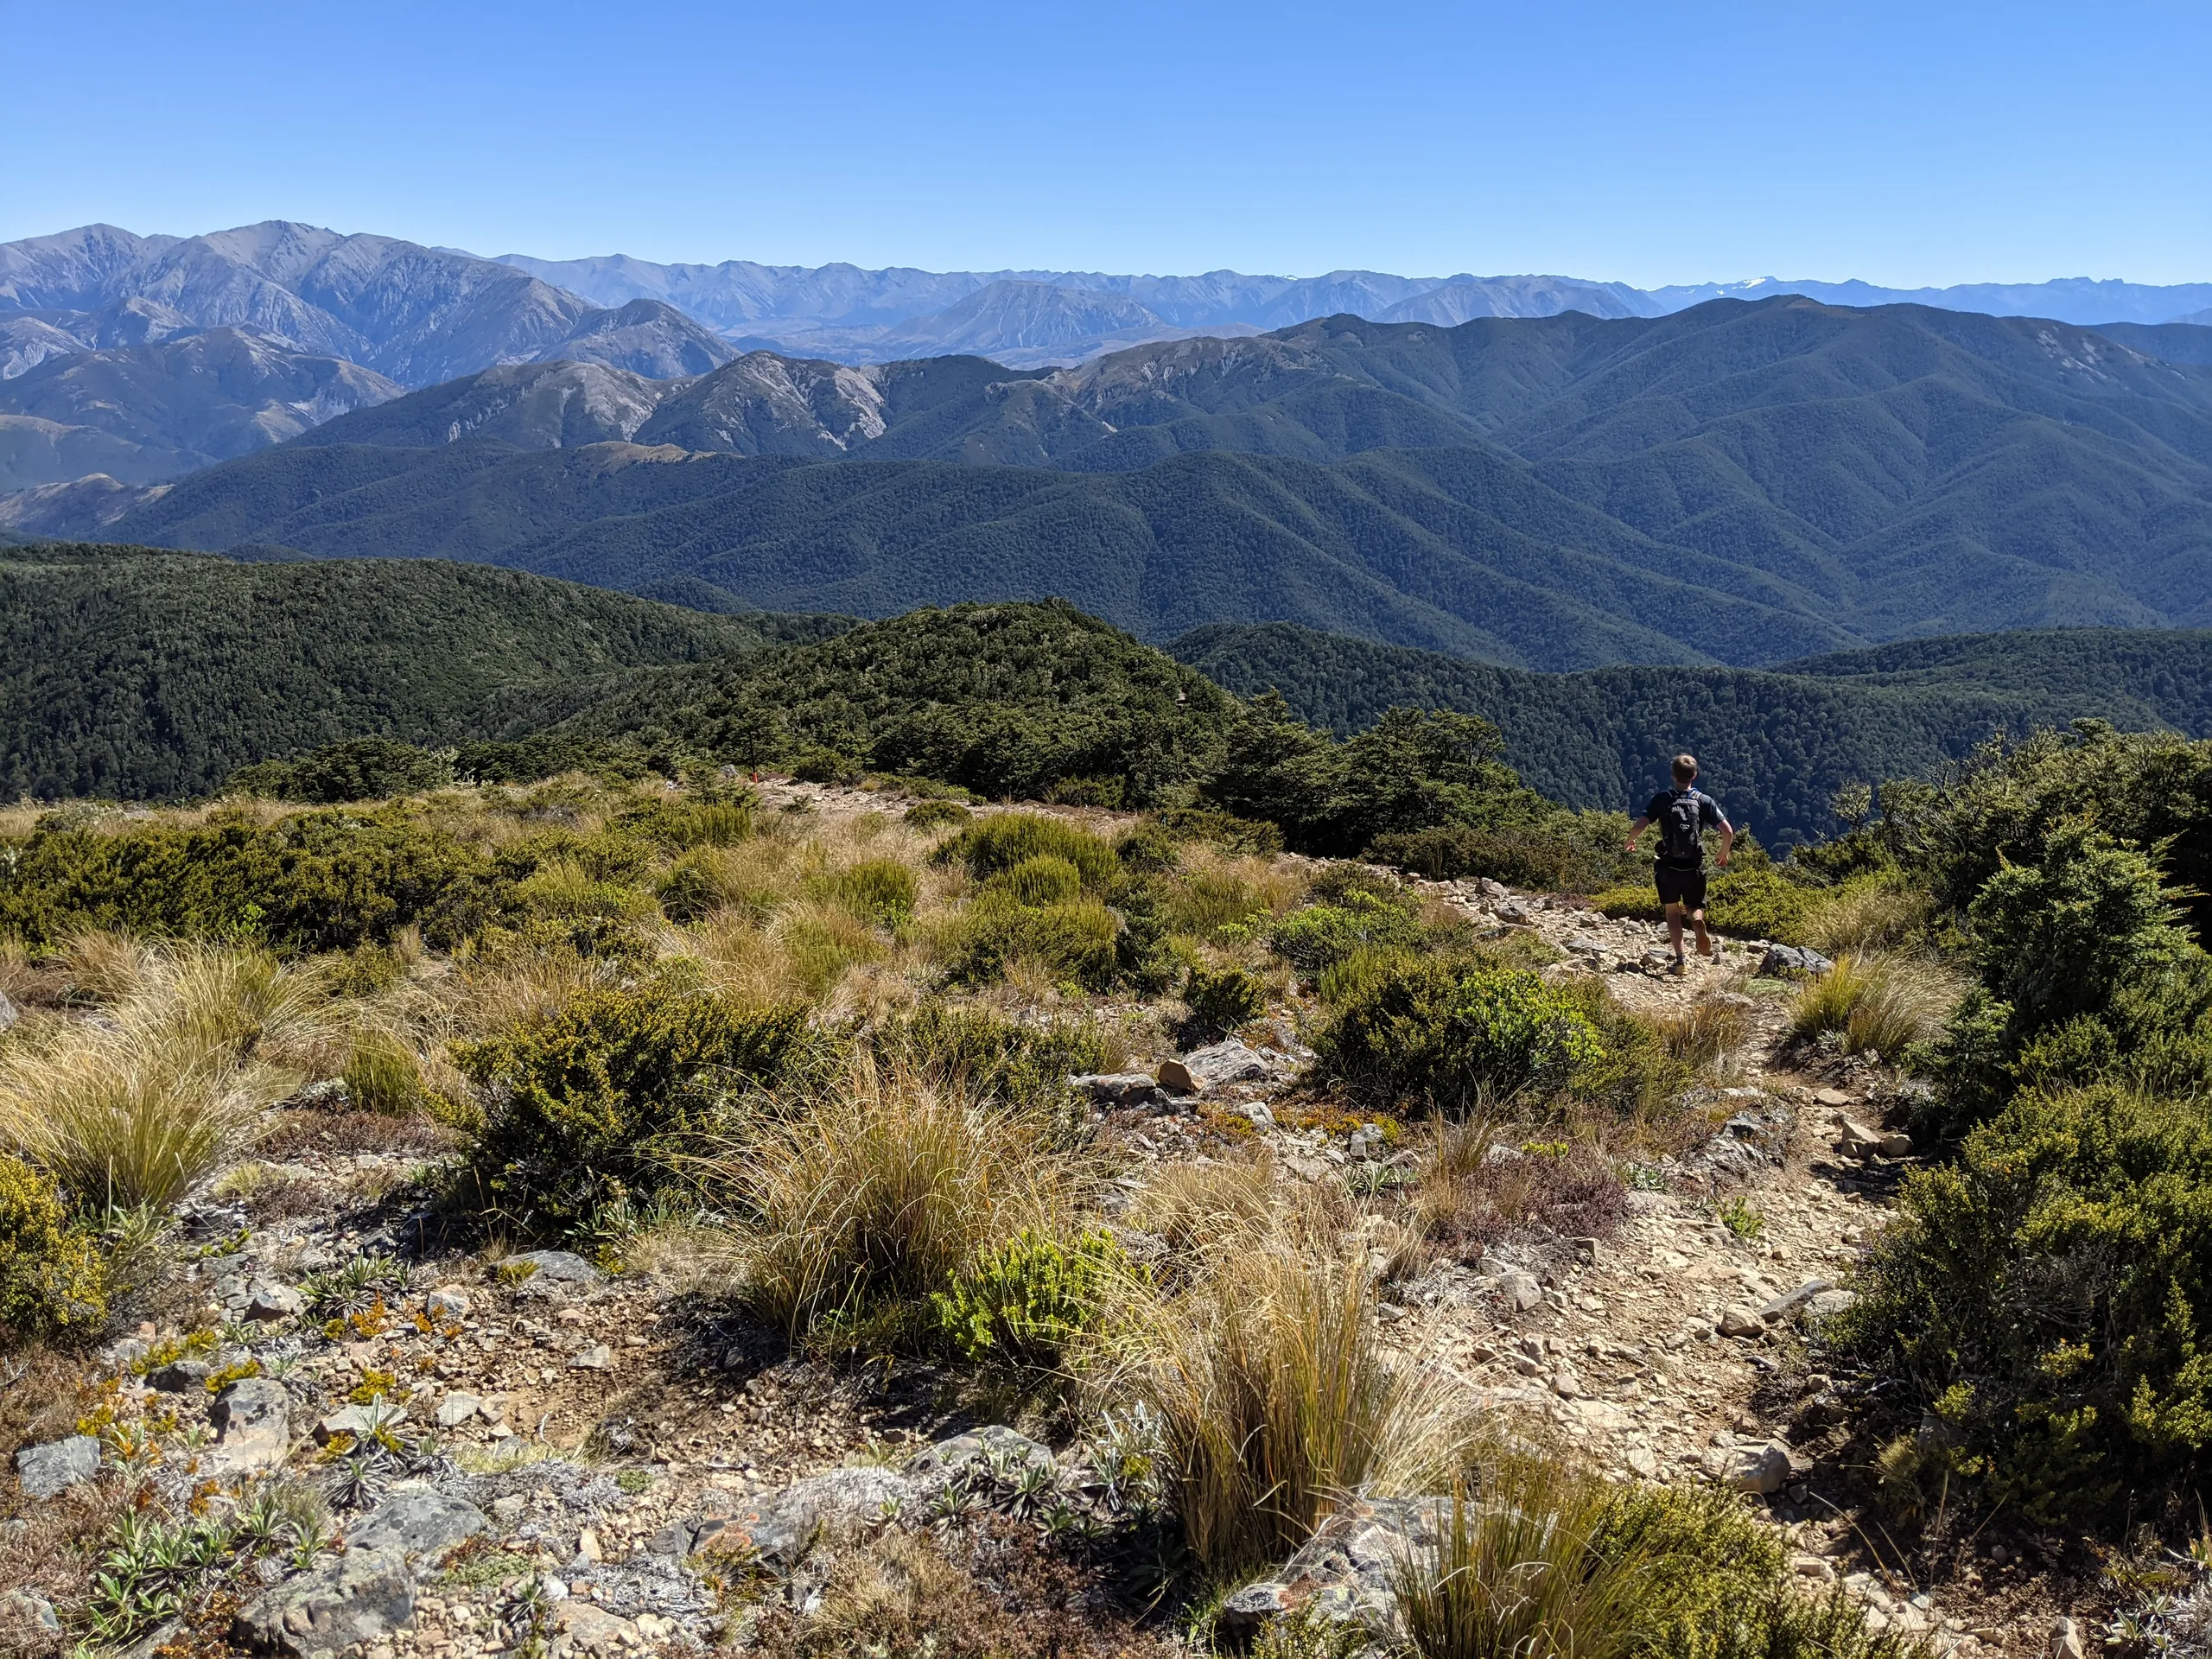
[0,816,2097,1658]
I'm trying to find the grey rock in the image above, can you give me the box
[1494,901,1535,925]
[4,1588,60,1630]
[2053,1617,2086,1659]
[15,1434,100,1498]
[147,1357,214,1392]
[569,1344,613,1370]
[234,1545,416,1655]
[501,1249,602,1290]
[0,990,17,1033]
[435,1392,484,1427]
[1718,1305,1764,1338]
[1757,1281,1834,1325]
[207,1378,291,1474]
[424,1285,472,1320]
[1218,1493,1452,1638]
[1070,1071,1167,1108]
[1758,944,1834,977]
[1156,1040,1268,1096]
[246,1281,305,1321]
[1725,1440,1794,1496]
[1805,1288,1858,1322]
[695,1465,916,1570]
[1495,1270,1545,1313]
[906,1425,1056,1488]
[346,1490,486,1561]
[1878,1128,1914,1158]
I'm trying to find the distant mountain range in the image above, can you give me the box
[3,219,2209,493]
[15,298,2210,674]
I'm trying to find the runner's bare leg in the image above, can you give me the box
[1693,907,1714,958]
[1665,901,1686,962]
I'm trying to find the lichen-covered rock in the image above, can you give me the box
[15,1434,99,1498]
[207,1378,291,1475]
[693,1465,917,1570]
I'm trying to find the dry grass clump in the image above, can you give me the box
[1791,953,1967,1057]
[704,1052,1079,1346]
[1414,1118,1625,1259]
[1649,993,1751,1074]
[1802,880,1931,957]
[1115,1236,1479,1577]
[0,942,326,1208]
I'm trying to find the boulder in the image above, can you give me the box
[0,990,16,1033]
[435,1392,484,1428]
[1717,1305,1764,1338]
[345,1490,485,1561]
[1724,1440,1794,1496]
[1494,901,1535,926]
[15,1435,99,1498]
[693,1465,917,1570]
[1217,1494,1451,1639]
[317,1402,407,1444]
[235,1548,415,1656]
[1757,1280,1834,1325]
[424,1285,472,1321]
[1069,1072,1167,1108]
[499,1249,602,1289]
[246,1281,305,1322]
[550,1600,642,1657]
[1156,1040,1268,1096]
[1758,944,1834,977]
[206,1378,291,1474]
[1834,1117,1886,1157]
[567,1344,613,1370]
[1494,1270,1545,1313]
[147,1357,213,1392]
[906,1426,1056,1489]
[1878,1128,1914,1158]
[1805,1288,1858,1322]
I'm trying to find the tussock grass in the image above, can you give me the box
[703,1052,1078,1346]
[1117,1239,1480,1575]
[1415,1117,1624,1256]
[0,943,318,1208]
[1802,879,1931,957]
[1649,994,1751,1073]
[1791,952,1967,1057]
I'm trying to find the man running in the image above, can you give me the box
[1624,753,1735,974]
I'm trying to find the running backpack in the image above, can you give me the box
[1656,789,1708,863]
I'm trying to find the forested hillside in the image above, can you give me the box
[27,297,2212,670]
[1176,620,2212,842]
[0,543,847,799]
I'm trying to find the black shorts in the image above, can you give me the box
[1654,861,1708,911]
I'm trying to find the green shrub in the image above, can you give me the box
[0,807,508,951]
[903,799,971,832]
[0,1154,108,1340]
[1154,805,1284,855]
[935,813,1120,892]
[654,852,724,924]
[982,855,1083,909]
[1589,842,1815,942]
[862,1003,1105,1111]
[1833,1080,2212,1522]
[452,982,815,1236]
[944,895,1120,991]
[454,734,662,785]
[1271,889,1425,975]
[1112,823,1181,874]
[1316,945,1416,1007]
[1369,810,1639,894]
[931,1227,1125,1368]
[1317,957,1605,1111]
[228,738,453,804]
[1182,964,1268,1039]
[616,797,755,849]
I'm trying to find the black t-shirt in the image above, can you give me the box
[1645,788,1724,868]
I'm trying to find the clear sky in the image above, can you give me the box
[3,0,2206,287]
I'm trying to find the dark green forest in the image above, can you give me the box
[76,297,2212,671]
[1175,621,2212,843]
[0,543,846,800]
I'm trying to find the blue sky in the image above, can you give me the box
[3,0,2206,286]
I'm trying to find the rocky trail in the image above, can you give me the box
[2,836,2083,1658]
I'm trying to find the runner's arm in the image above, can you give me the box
[1713,815,1736,868]
[1624,815,1651,852]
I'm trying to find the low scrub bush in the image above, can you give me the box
[616,796,755,849]
[943,894,1120,991]
[934,813,1120,891]
[1369,810,1638,894]
[1271,889,1424,976]
[0,807,509,951]
[1318,957,1605,1111]
[981,855,1083,909]
[1833,1079,2212,1523]
[901,799,970,832]
[1791,954,1966,1058]
[453,981,815,1236]
[931,1225,1126,1370]
[709,1054,1074,1349]
[1154,804,1285,855]
[861,1002,1105,1112]
[1181,963,1268,1040]
[0,1153,108,1340]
